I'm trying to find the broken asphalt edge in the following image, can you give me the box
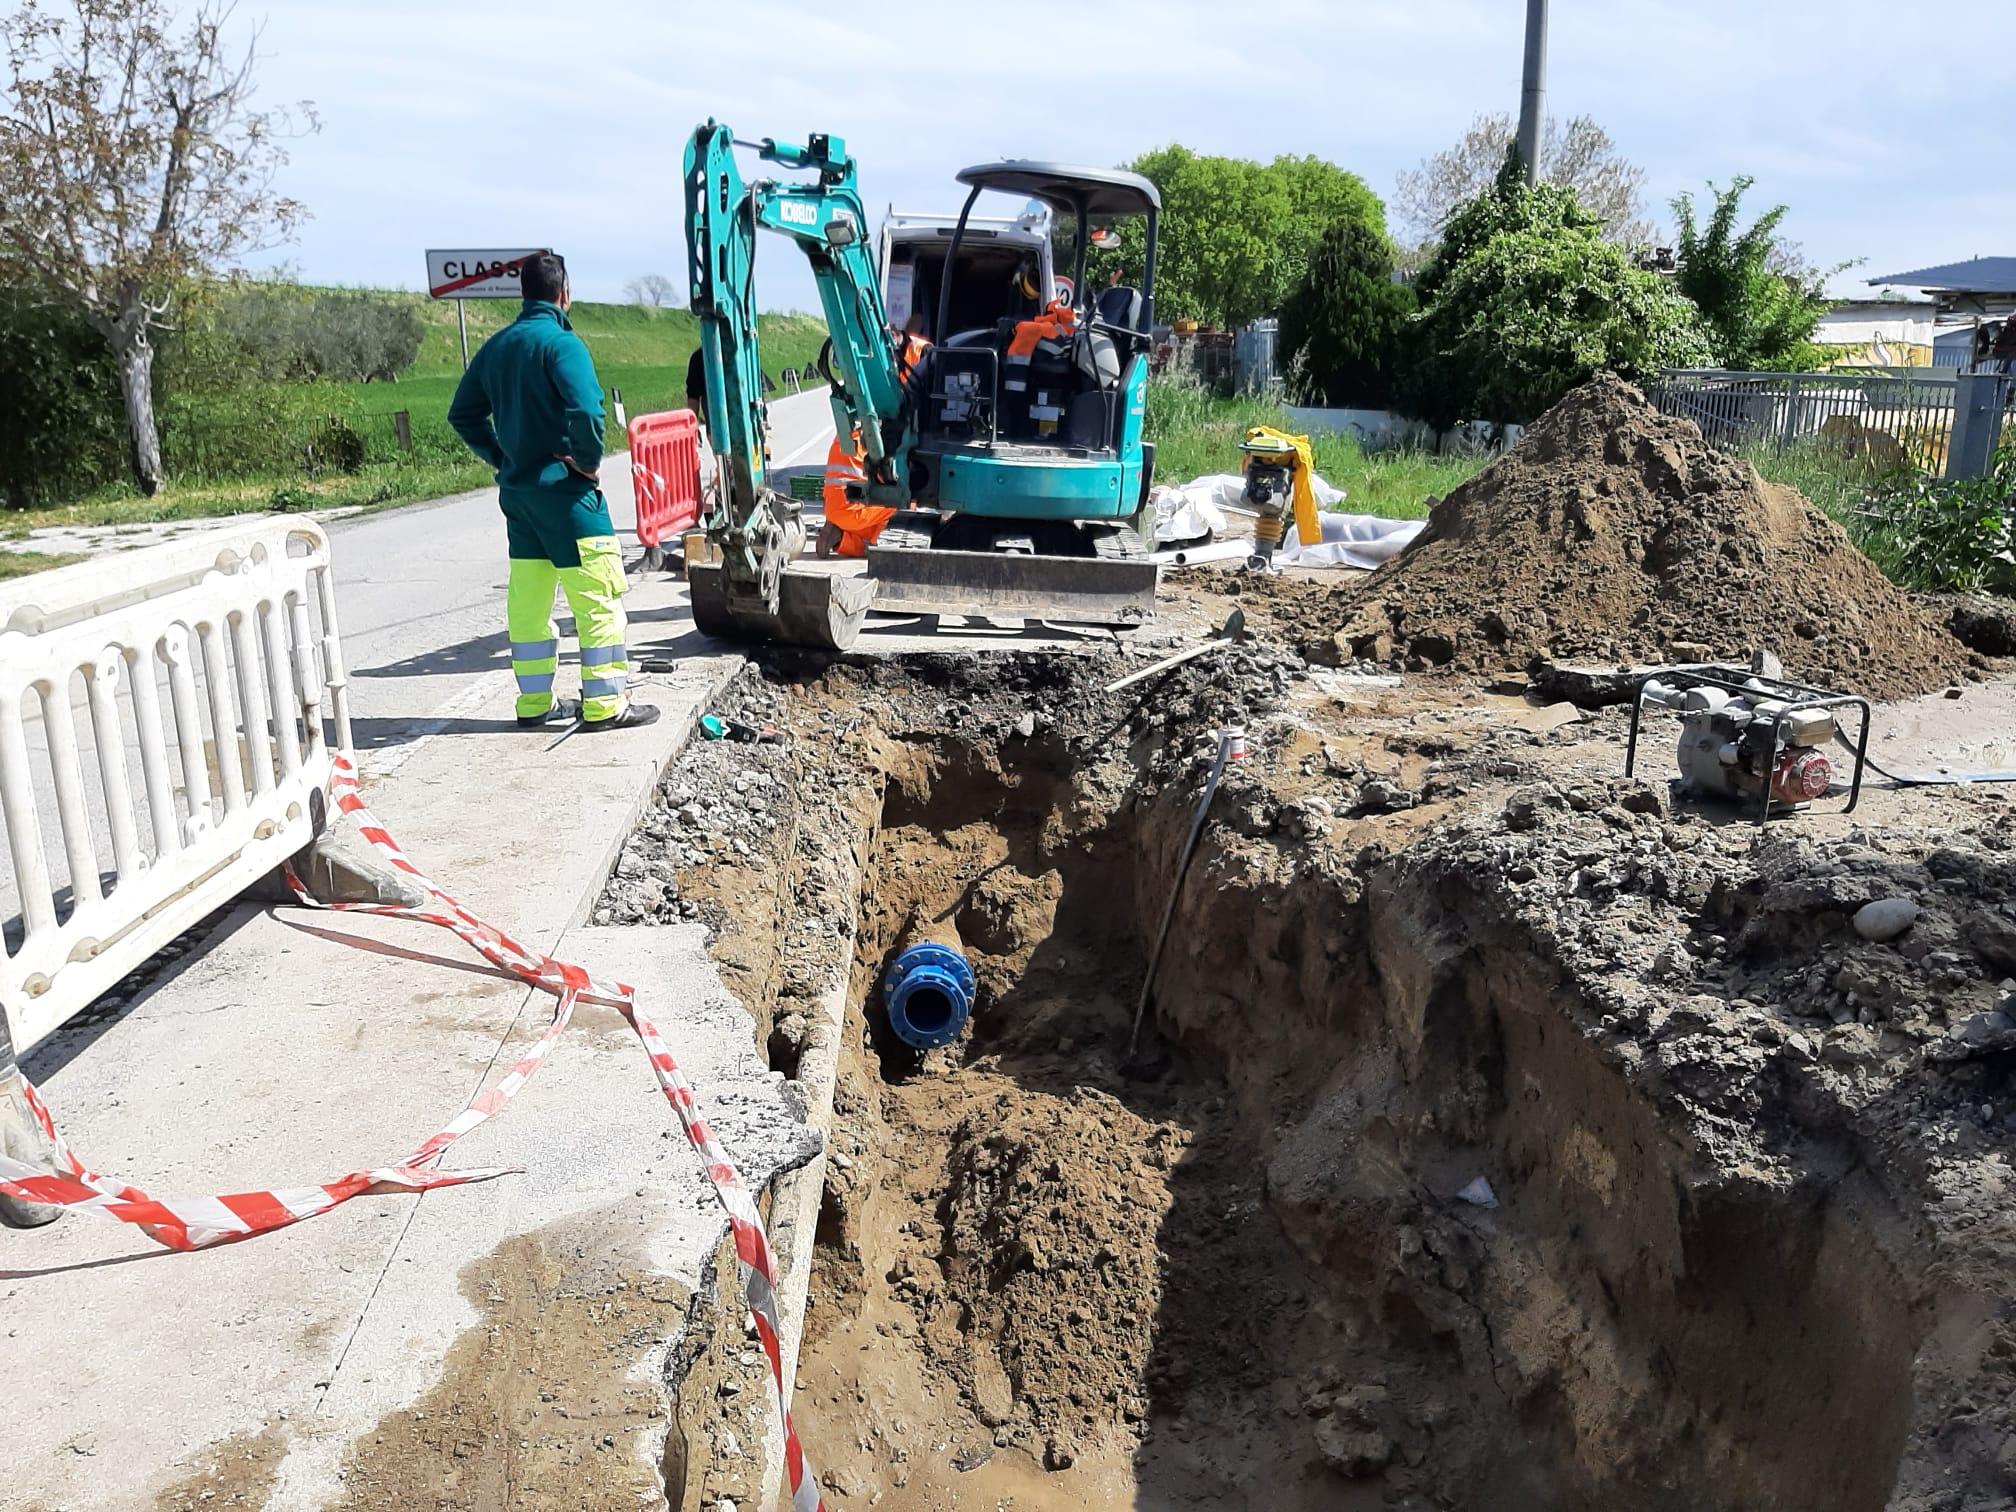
[753,772,876,1511]
[565,661,745,936]
[564,652,853,1511]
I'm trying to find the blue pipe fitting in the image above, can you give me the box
[882,941,976,1050]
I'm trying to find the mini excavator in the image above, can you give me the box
[681,122,1163,650]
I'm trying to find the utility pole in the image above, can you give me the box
[1517,0,1548,186]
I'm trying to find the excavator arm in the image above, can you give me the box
[680,122,906,649]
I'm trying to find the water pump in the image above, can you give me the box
[1625,664,1871,823]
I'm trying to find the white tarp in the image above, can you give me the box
[1277,509,1423,568]
[1152,472,1424,570]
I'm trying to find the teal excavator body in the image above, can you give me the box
[681,122,1162,650]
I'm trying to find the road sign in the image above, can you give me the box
[424,248,551,301]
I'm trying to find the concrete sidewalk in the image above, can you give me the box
[0,561,814,1507]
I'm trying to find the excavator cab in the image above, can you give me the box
[880,202,1055,343]
[905,162,1160,521]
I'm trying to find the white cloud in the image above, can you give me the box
[243,0,2015,309]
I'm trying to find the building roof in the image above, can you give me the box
[1869,256,2016,293]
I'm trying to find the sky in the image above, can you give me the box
[243,0,2016,311]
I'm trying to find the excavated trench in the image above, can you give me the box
[642,654,1971,1512]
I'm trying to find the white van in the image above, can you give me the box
[878,202,1066,343]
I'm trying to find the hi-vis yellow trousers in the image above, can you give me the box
[506,535,630,722]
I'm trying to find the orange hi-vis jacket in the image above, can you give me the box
[820,334,929,557]
[1003,300,1077,393]
[821,433,893,558]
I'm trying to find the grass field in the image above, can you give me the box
[0,547,82,578]
[6,456,499,534]
[28,294,830,532]
[1146,380,1487,519]
[334,298,829,467]
[1746,442,1916,584]
[401,297,828,380]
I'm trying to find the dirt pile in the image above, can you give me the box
[931,1094,1179,1461]
[1316,374,1970,698]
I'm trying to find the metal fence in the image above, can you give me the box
[1646,369,1950,471]
[1645,368,2015,478]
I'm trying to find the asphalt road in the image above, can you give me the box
[332,386,836,756]
[5,379,1139,941]
[0,389,835,942]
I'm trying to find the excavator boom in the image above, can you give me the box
[682,122,880,649]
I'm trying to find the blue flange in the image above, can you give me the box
[882,941,976,1049]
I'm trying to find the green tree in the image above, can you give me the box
[1412,156,1599,303]
[165,282,424,387]
[0,275,126,506]
[1400,163,1715,430]
[1672,177,1833,371]
[1278,217,1416,407]
[0,0,315,494]
[1265,153,1387,303]
[295,292,424,382]
[1091,146,1384,329]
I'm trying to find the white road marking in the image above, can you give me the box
[775,422,836,467]
[771,386,837,466]
[362,668,516,778]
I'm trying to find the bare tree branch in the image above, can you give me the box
[625,272,677,308]
[1395,113,1655,253]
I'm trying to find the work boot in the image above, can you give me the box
[814,521,843,559]
[582,703,661,733]
[517,697,582,729]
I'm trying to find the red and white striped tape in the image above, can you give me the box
[0,750,827,1512]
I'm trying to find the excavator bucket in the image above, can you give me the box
[688,564,876,652]
[863,547,1159,628]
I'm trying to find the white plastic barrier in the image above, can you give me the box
[0,520,352,1055]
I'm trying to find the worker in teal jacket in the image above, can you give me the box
[449,252,658,732]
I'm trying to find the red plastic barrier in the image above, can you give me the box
[627,409,703,551]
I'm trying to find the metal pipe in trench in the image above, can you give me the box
[1128,725,1246,1056]
[882,913,977,1050]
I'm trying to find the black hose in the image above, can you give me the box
[1129,727,1239,1056]
[1837,730,2016,788]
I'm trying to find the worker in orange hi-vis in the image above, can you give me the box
[816,333,930,558]
[817,431,890,558]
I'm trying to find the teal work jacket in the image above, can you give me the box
[449,300,614,563]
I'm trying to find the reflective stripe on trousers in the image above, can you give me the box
[505,536,631,722]
[580,641,627,702]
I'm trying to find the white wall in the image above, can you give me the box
[1815,304,1938,347]
[1283,405,1522,451]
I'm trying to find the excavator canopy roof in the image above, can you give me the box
[954,161,1159,218]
